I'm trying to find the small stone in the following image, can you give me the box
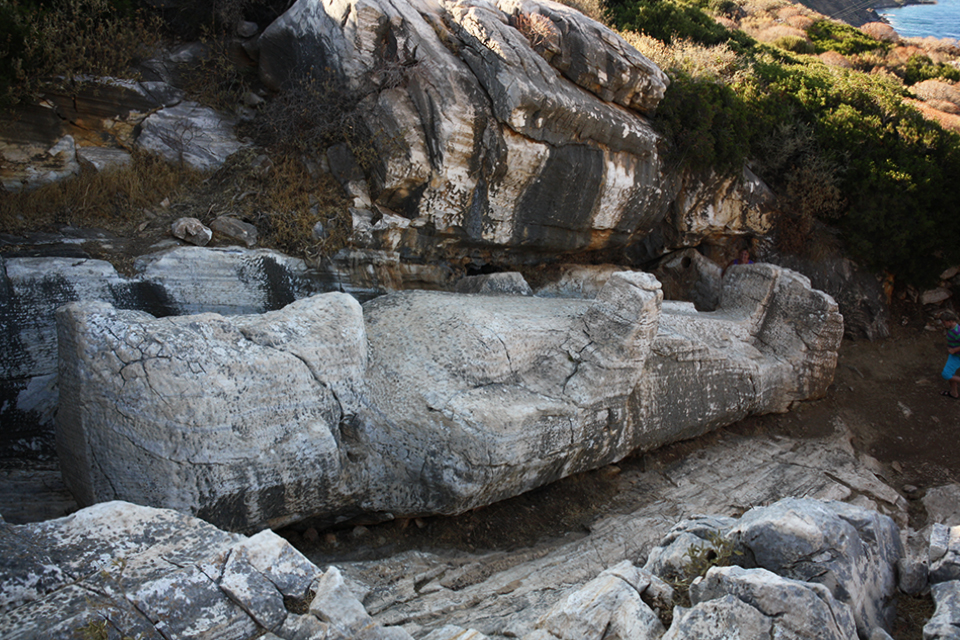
[921,287,952,306]
[313,221,328,241]
[324,533,337,546]
[352,525,369,539]
[891,461,903,473]
[237,20,259,38]
[171,217,212,246]
[414,518,426,529]
[903,485,918,494]
[242,91,265,108]
[210,216,257,248]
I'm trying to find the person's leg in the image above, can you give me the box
[943,355,960,398]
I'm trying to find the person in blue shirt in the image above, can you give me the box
[723,248,754,276]
[940,310,960,399]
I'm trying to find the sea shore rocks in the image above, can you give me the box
[55,262,841,532]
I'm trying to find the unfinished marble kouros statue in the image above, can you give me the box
[56,264,843,532]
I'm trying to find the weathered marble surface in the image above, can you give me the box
[56,263,842,532]
[0,424,920,640]
[0,501,412,639]
[257,0,773,263]
[0,248,323,458]
[343,426,905,639]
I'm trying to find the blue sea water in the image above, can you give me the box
[881,0,960,40]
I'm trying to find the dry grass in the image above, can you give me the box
[910,79,960,107]
[906,97,960,132]
[246,158,352,260]
[786,15,816,31]
[183,150,352,261]
[819,50,853,68]
[0,151,202,235]
[757,24,809,43]
[622,32,749,82]
[516,12,557,49]
[902,36,960,56]
[3,0,163,105]
[557,0,607,24]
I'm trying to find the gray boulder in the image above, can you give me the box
[0,500,412,640]
[674,565,859,640]
[136,101,244,171]
[532,560,669,640]
[925,580,960,640]
[56,293,366,532]
[256,0,769,263]
[642,514,739,580]
[930,523,960,584]
[731,498,902,636]
[454,272,533,296]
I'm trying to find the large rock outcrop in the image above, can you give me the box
[0,77,242,190]
[56,263,842,532]
[256,0,774,264]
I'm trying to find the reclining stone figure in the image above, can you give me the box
[56,264,842,532]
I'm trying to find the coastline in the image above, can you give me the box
[873,0,935,9]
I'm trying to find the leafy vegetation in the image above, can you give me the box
[0,0,162,107]
[667,531,742,608]
[806,19,889,55]
[611,0,960,284]
[901,54,960,85]
[607,0,752,49]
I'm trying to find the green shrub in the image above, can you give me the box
[772,35,815,55]
[653,72,755,174]
[607,0,752,49]
[807,19,889,56]
[901,54,960,86]
[0,0,161,107]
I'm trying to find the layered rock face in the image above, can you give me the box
[56,263,842,532]
[256,0,773,263]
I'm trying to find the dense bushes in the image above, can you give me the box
[611,0,960,284]
[901,54,960,85]
[806,20,889,56]
[607,0,752,49]
[654,73,755,174]
[0,0,161,107]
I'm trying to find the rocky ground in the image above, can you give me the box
[279,308,955,639]
[1,286,955,638]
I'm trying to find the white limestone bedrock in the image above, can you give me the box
[0,501,413,640]
[56,264,843,532]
